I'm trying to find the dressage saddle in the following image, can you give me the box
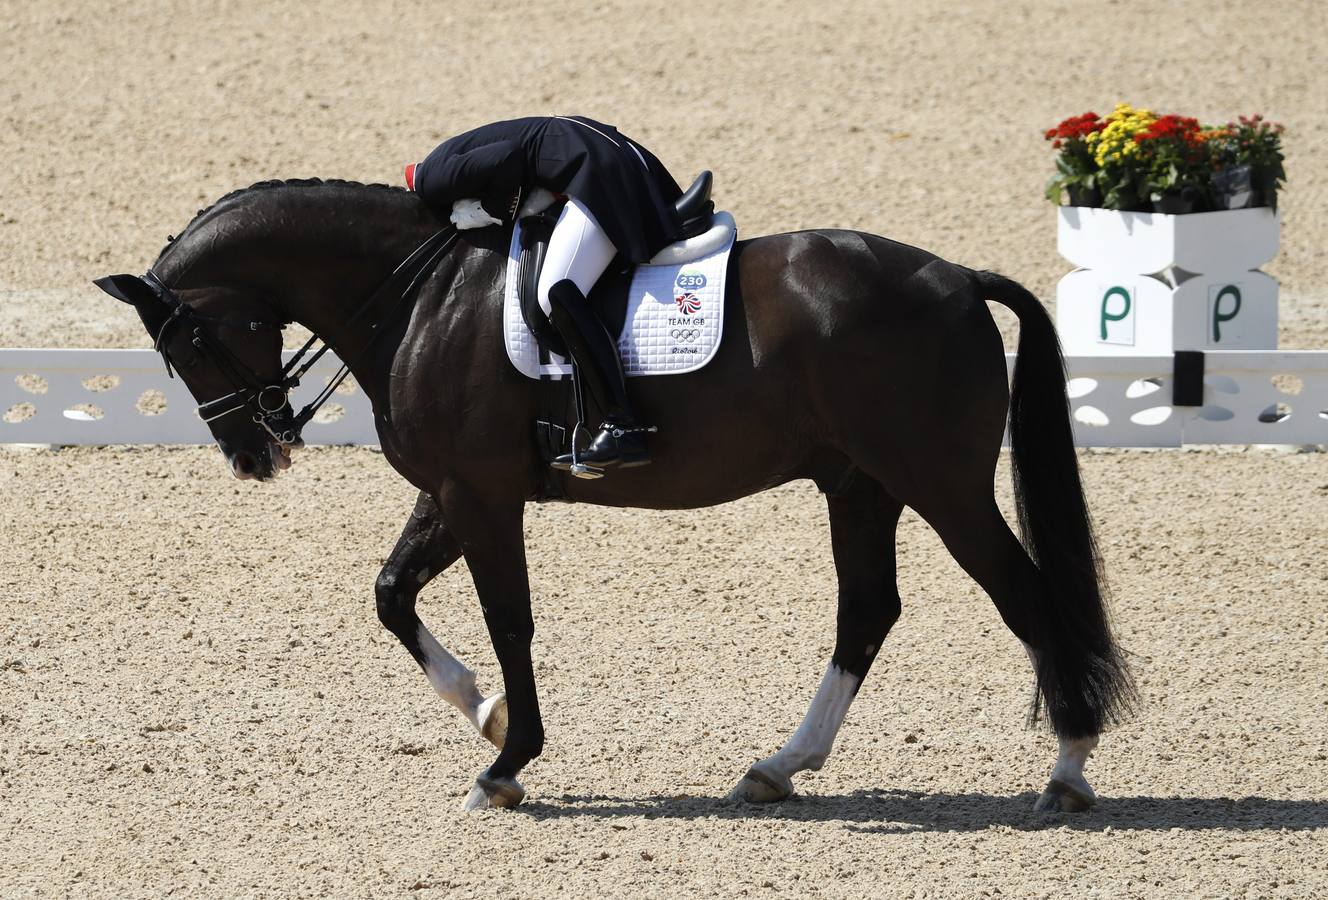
[674,169,716,238]
[517,171,716,356]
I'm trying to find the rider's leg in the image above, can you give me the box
[536,197,617,318]
[546,279,632,420]
[538,199,653,472]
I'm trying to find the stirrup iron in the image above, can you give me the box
[566,363,605,480]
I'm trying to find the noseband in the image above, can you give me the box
[143,225,458,447]
[142,270,308,444]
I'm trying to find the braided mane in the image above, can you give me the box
[155,178,411,263]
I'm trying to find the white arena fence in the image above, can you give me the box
[1,349,376,445]
[2,348,1326,448]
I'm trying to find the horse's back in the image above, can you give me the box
[733,228,997,370]
[546,226,1007,508]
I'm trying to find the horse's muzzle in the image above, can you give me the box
[224,440,293,481]
[228,450,260,480]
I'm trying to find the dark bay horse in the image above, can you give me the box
[96,179,1132,812]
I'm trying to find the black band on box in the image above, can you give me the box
[1172,350,1206,407]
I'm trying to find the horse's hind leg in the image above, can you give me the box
[376,491,508,747]
[731,477,902,803]
[1024,642,1099,812]
[909,489,1100,812]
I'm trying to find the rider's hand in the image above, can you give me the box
[450,198,503,230]
[516,187,559,219]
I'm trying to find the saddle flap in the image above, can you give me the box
[516,208,564,354]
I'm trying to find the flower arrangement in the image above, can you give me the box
[1045,104,1286,213]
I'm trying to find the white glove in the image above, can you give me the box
[517,187,559,218]
[450,198,503,230]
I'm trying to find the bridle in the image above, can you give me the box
[143,226,458,447]
[143,269,304,444]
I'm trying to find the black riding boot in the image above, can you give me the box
[545,279,653,475]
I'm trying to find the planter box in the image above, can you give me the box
[1055,207,1279,355]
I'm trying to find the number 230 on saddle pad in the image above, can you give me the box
[502,210,737,379]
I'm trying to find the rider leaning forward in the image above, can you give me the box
[405,115,685,473]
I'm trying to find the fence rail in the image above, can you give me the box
[2,348,1326,448]
[1043,351,1328,447]
[0,349,376,445]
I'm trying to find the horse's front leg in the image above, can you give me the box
[731,479,902,802]
[436,483,541,811]
[376,490,508,747]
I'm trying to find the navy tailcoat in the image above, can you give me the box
[412,116,684,264]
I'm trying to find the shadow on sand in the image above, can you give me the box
[517,788,1328,834]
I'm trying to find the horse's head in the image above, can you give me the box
[94,272,297,481]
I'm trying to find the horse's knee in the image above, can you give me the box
[880,591,902,632]
[833,587,901,676]
[374,569,417,634]
[839,586,900,637]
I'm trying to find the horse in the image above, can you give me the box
[95,178,1133,812]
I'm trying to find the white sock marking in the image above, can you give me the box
[417,622,485,727]
[758,664,861,780]
[1024,642,1099,789]
[1051,734,1098,783]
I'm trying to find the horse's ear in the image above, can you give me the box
[93,274,157,306]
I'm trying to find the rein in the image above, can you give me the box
[144,226,458,446]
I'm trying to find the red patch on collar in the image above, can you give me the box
[404,162,418,191]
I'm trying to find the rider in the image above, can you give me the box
[405,115,684,473]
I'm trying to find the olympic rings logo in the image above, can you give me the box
[672,328,701,342]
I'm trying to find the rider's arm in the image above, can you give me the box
[413,140,525,220]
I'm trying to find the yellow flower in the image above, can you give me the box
[1092,102,1157,167]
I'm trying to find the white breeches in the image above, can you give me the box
[536,197,618,316]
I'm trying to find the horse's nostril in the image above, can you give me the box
[234,452,256,474]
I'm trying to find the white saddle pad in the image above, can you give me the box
[502,212,736,379]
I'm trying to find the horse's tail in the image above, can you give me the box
[973,269,1135,737]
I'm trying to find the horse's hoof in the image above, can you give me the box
[462,773,525,811]
[1033,777,1096,813]
[477,693,508,749]
[729,764,794,803]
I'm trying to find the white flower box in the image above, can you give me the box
[1055,207,1279,356]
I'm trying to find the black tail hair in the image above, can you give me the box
[975,270,1135,737]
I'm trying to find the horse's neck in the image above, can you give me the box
[185,188,447,397]
[285,235,438,343]
[164,185,493,404]
[281,227,461,402]
[182,184,434,302]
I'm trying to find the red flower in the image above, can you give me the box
[1136,114,1201,142]
[1045,112,1103,142]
